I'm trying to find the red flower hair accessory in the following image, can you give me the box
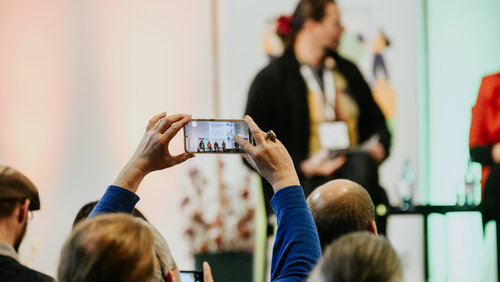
[277,15,292,36]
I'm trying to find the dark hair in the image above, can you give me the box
[72,201,147,228]
[59,213,156,282]
[307,181,375,251]
[0,199,24,220]
[278,0,336,46]
[309,232,403,282]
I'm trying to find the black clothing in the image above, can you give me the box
[470,150,500,281]
[471,145,500,225]
[0,255,54,282]
[245,48,391,223]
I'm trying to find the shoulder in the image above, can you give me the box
[330,51,361,77]
[332,51,357,68]
[0,256,54,282]
[477,72,500,101]
[481,72,500,87]
[252,49,300,84]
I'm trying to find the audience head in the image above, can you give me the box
[308,232,403,282]
[149,223,180,282]
[307,179,376,250]
[279,0,343,49]
[59,213,157,282]
[72,200,147,227]
[0,165,41,251]
[71,202,179,281]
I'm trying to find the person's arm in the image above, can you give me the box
[469,76,497,166]
[270,186,321,281]
[89,112,195,218]
[470,145,494,166]
[89,185,140,217]
[235,116,321,282]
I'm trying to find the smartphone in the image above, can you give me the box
[180,270,203,282]
[183,119,252,154]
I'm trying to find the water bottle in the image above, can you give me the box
[398,160,415,210]
[464,157,480,206]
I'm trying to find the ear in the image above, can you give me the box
[302,18,318,31]
[165,270,175,282]
[369,220,378,235]
[17,199,30,223]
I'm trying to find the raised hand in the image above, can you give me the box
[235,115,299,193]
[113,112,195,192]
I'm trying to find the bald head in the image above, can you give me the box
[307,179,376,250]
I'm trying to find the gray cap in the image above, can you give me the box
[0,165,40,210]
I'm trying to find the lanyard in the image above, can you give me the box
[300,62,336,120]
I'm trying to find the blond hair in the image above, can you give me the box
[58,213,157,282]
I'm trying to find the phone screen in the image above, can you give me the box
[180,270,203,282]
[183,119,251,154]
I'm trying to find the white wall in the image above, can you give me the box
[0,0,214,275]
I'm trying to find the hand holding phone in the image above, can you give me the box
[183,119,252,154]
[180,270,203,282]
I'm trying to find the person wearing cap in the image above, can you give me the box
[0,165,54,281]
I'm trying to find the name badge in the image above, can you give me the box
[318,122,350,150]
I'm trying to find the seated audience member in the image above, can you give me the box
[86,113,320,281]
[307,232,403,282]
[306,179,377,250]
[72,201,176,282]
[0,165,54,281]
[59,213,158,282]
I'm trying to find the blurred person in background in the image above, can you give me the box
[245,0,390,236]
[469,72,500,280]
[0,165,54,281]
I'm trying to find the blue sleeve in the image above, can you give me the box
[270,186,321,282]
[88,185,140,218]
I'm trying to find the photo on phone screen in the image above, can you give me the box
[183,119,251,154]
[180,270,203,282]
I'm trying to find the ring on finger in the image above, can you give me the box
[264,130,277,142]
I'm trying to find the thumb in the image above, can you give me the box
[171,152,195,165]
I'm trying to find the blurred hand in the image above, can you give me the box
[235,115,300,193]
[367,142,386,164]
[203,261,214,282]
[300,152,346,177]
[113,112,195,192]
[493,143,500,163]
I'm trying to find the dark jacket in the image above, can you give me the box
[0,255,54,282]
[245,48,390,215]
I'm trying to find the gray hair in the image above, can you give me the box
[149,223,178,282]
[308,232,403,282]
